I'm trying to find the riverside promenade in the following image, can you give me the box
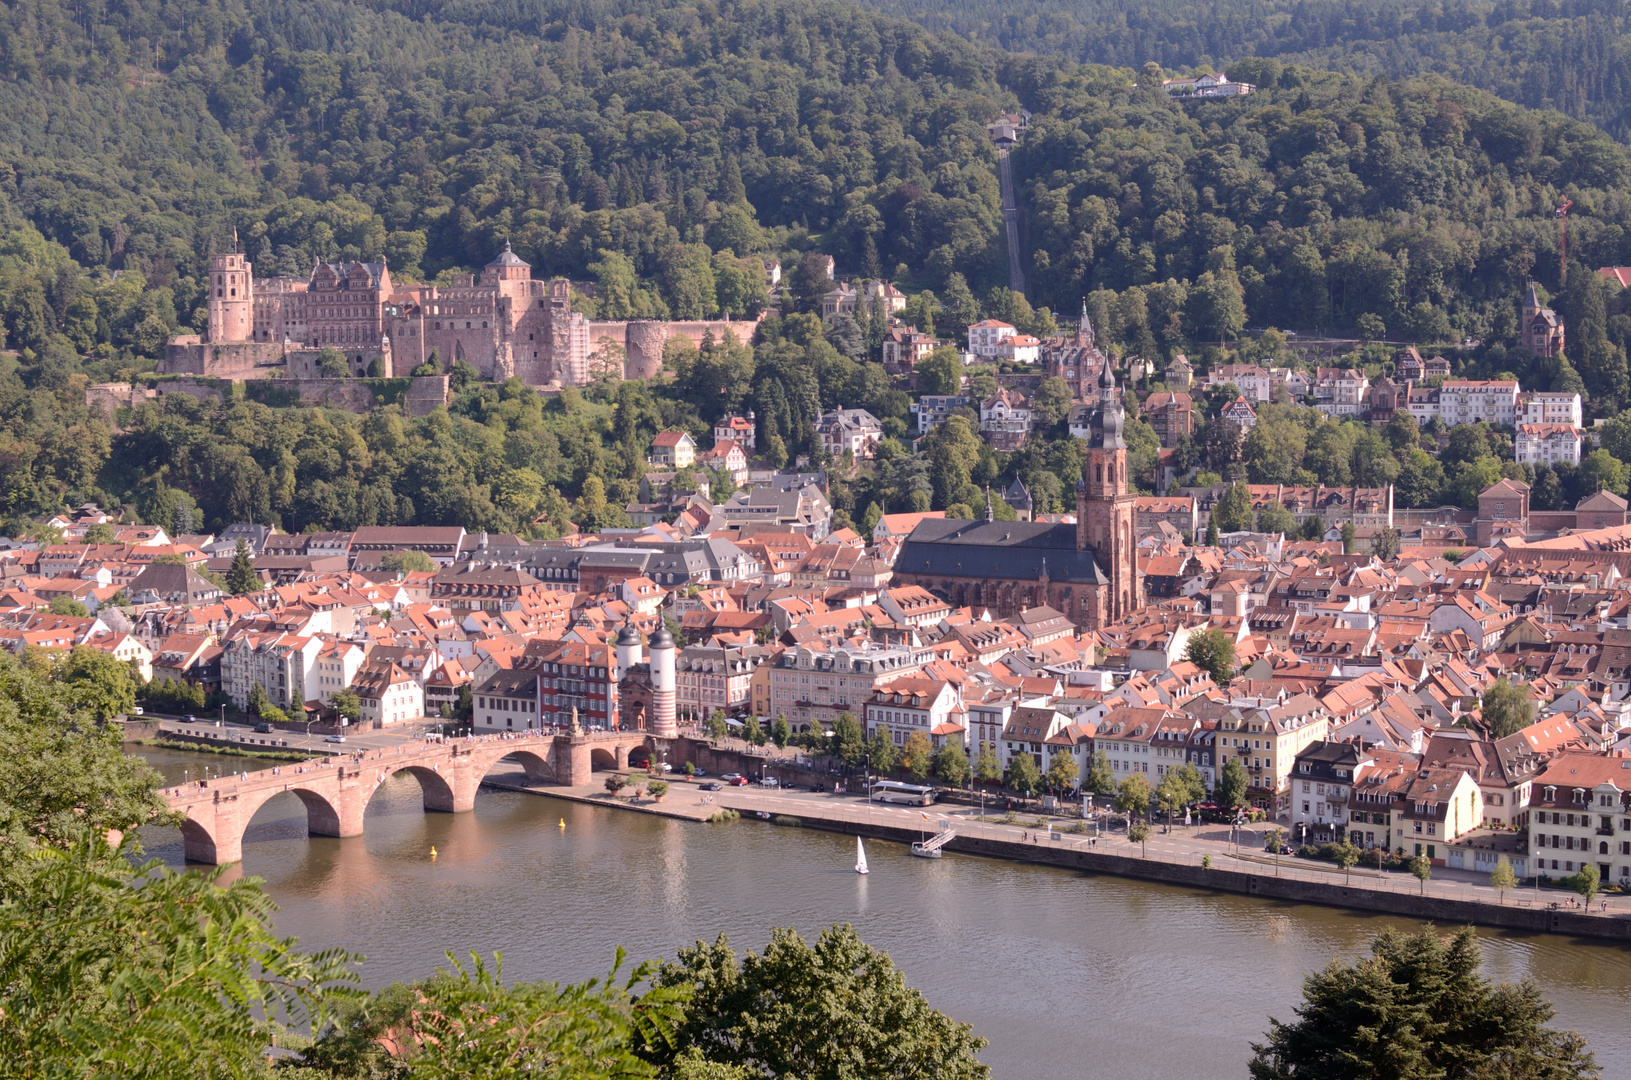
[713,787,1631,941]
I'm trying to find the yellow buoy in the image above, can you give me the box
[430,846,438,859]
[559,818,566,829]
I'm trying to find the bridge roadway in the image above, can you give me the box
[162,727,654,864]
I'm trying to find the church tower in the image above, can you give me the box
[1076,362,1140,626]
[1520,281,1565,359]
[1075,299,1096,348]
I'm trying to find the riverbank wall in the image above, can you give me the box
[751,806,1631,943]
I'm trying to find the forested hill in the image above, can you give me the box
[1013,61,1631,378]
[865,0,1631,143]
[0,0,1021,337]
[3,0,1631,374]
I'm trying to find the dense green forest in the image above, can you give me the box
[866,0,1631,141]
[13,0,1631,530]
[0,0,1020,360]
[4,0,1631,363]
[1014,64,1631,351]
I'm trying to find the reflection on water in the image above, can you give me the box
[134,751,1631,1080]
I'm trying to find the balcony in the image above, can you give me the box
[1598,827,1616,837]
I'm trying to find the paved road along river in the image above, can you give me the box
[134,748,1631,1080]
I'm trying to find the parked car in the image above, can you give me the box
[720,773,743,783]
[690,768,707,777]
[254,723,274,733]
[808,784,827,793]
[698,782,721,792]
[728,775,750,786]
[758,777,780,788]
[324,735,346,743]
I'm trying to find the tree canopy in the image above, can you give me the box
[648,925,989,1080]
[1250,925,1597,1080]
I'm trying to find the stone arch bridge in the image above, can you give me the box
[163,728,655,864]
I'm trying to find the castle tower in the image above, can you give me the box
[1076,362,1140,625]
[648,624,677,738]
[614,624,642,678]
[482,240,531,285]
[206,252,253,343]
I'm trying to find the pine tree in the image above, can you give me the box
[226,539,260,595]
[861,234,883,280]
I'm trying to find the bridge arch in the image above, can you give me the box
[589,747,619,771]
[472,747,557,786]
[239,784,346,839]
[371,764,459,814]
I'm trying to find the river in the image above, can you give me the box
[134,747,1631,1080]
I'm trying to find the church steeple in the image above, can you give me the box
[1076,297,1096,348]
[1077,359,1139,626]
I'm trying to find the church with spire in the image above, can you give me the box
[1042,301,1114,401]
[1520,281,1565,358]
[891,366,1143,631]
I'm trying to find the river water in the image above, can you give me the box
[135,747,1631,1080]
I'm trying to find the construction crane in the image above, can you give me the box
[1558,198,1574,285]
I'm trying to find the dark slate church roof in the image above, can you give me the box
[897,520,1108,584]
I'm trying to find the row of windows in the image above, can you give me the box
[1537,835,1631,855]
[480,696,537,710]
[1540,859,1631,879]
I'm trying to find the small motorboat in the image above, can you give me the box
[855,836,869,875]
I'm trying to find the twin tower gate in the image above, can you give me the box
[164,729,655,864]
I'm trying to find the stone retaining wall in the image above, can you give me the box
[778,811,1631,941]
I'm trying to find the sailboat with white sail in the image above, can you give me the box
[855,836,869,875]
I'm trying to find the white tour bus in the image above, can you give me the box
[870,780,937,806]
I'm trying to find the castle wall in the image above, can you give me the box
[84,382,158,419]
[285,346,390,380]
[585,316,764,382]
[160,340,288,379]
[405,375,452,417]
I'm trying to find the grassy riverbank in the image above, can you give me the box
[131,737,311,763]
